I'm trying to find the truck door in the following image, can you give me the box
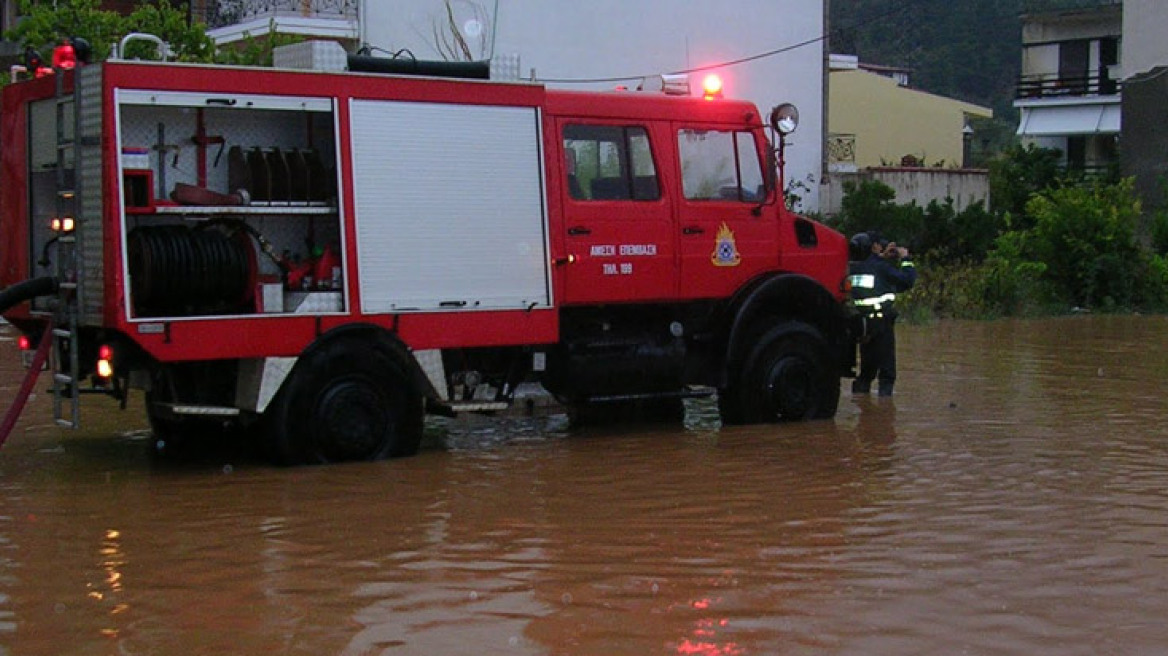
[674,127,776,300]
[557,122,675,304]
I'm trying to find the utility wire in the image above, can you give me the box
[536,0,928,85]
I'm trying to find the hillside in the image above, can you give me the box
[830,0,1023,118]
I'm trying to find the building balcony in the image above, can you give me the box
[197,0,359,44]
[1016,71,1121,99]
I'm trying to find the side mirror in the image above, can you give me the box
[769,103,799,136]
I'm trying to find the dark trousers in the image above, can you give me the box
[856,316,897,394]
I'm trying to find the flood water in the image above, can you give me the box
[2,316,1168,655]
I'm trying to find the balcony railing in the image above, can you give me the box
[197,0,357,32]
[1016,72,1120,99]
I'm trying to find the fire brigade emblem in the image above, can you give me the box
[711,222,741,267]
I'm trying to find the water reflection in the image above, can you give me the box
[2,317,1168,654]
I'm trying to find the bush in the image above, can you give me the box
[899,256,1057,321]
[1024,178,1143,308]
[915,198,1002,262]
[988,143,1064,224]
[830,179,923,246]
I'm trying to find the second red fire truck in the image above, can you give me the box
[1,39,855,464]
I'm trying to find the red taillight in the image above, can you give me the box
[96,344,114,379]
[18,335,31,351]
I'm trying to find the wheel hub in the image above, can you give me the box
[313,380,391,460]
[766,356,813,419]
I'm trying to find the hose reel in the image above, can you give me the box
[127,223,257,317]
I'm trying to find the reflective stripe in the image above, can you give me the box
[853,292,896,307]
[900,260,914,269]
[848,273,876,289]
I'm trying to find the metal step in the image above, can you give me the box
[587,388,715,404]
[167,405,242,417]
[447,401,511,413]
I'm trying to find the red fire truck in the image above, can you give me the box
[1,40,855,464]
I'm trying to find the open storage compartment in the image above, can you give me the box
[115,90,344,319]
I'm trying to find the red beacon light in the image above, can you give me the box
[52,40,76,70]
[702,74,724,100]
[18,335,31,351]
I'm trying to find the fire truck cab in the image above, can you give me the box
[1,44,854,464]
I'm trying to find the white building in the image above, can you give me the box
[203,0,827,210]
[1013,0,1122,175]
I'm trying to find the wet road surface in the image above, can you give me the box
[2,315,1168,655]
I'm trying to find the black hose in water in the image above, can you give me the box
[0,276,58,314]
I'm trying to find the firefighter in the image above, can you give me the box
[849,232,916,396]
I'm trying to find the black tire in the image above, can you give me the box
[726,322,839,423]
[267,339,423,465]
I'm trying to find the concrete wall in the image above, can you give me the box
[1122,67,1168,215]
[361,0,826,210]
[820,167,990,217]
[1021,6,1121,46]
[1122,0,1168,79]
[829,69,991,169]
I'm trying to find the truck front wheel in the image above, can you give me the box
[724,323,839,423]
[267,341,424,465]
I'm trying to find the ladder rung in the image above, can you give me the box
[57,142,74,149]
[55,419,78,428]
[52,328,73,338]
[57,281,78,290]
[53,373,74,385]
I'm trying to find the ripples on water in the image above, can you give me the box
[2,316,1168,655]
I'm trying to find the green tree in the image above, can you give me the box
[831,178,923,247]
[125,1,216,63]
[5,0,123,62]
[213,22,302,67]
[988,143,1063,222]
[1024,178,1145,308]
[3,0,280,70]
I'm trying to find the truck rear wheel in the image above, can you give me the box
[724,322,839,423]
[267,340,424,465]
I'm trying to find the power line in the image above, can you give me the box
[536,0,927,85]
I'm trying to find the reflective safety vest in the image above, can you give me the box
[849,257,915,318]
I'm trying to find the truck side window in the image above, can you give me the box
[678,129,764,202]
[563,124,659,201]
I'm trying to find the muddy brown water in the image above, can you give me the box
[2,316,1168,655]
